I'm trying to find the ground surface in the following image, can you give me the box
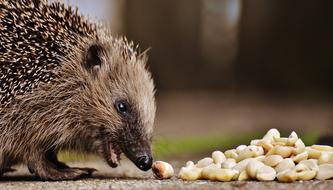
[1,160,333,190]
[2,178,333,190]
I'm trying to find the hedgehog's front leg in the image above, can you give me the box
[0,153,15,176]
[28,151,90,180]
[28,150,97,178]
[45,150,69,169]
[45,150,97,175]
[28,149,69,174]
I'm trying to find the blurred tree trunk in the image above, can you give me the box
[236,0,333,95]
[114,0,241,90]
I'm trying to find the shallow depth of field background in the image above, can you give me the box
[65,0,333,160]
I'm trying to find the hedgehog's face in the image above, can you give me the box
[80,41,156,171]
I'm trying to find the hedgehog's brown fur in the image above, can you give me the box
[0,0,156,180]
[0,0,97,106]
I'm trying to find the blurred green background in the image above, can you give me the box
[60,0,333,160]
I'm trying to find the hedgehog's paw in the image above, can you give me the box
[37,167,90,181]
[29,159,90,180]
[59,167,92,180]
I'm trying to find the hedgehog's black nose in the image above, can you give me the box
[135,155,153,171]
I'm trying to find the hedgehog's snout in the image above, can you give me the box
[135,154,153,171]
[125,142,153,171]
[118,131,153,171]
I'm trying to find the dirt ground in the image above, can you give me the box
[1,160,333,190]
[2,178,333,190]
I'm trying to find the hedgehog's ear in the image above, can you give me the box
[84,43,104,73]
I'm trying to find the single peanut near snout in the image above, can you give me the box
[175,128,333,182]
[152,161,174,179]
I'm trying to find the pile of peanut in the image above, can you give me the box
[177,128,333,182]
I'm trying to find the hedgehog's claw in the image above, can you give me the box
[71,167,97,175]
[4,167,16,173]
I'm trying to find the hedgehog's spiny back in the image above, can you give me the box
[0,0,97,107]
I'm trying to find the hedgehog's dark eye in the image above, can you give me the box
[117,102,127,112]
[115,101,129,116]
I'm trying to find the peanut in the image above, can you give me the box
[250,139,260,146]
[287,131,298,146]
[293,163,309,173]
[316,164,333,180]
[212,151,226,164]
[299,159,319,172]
[233,158,255,172]
[196,157,214,168]
[297,170,316,180]
[246,160,265,179]
[152,161,174,179]
[221,158,236,169]
[255,146,265,157]
[237,146,264,162]
[225,149,238,159]
[293,163,317,181]
[292,151,308,163]
[255,155,266,162]
[312,145,333,152]
[258,139,274,152]
[201,164,221,180]
[276,169,297,182]
[236,148,256,162]
[306,147,322,159]
[215,169,239,182]
[275,158,295,173]
[318,151,333,165]
[236,145,247,153]
[274,146,293,158]
[263,155,283,167]
[263,128,280,141]
[294,139,306,155]
[186,161,195,167]
[179,166,202,181]
[256,165,276,181]
[238,170,250,181]
[273,137,288,146]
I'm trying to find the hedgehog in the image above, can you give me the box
[0,0,156,180]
